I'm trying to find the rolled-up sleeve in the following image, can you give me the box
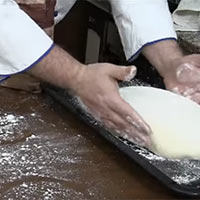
[109,0,177,62]
[0,0,54,80]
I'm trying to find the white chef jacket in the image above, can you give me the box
[0,0,177,82]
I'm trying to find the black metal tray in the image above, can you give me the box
[43,82,200,198]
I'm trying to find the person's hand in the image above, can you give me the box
[28,45,151,146]
[72,63,152,146]
[163,54,200,104]
[142,40,200,103]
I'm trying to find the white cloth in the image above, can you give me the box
[0,0,53,79]
[0,0,177,79]
[110,0,177,61]
[173,0,200,31]
[55,0,177,61]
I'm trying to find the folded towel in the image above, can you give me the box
[172,0,200,31]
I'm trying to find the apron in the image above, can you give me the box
[0,0,57,93]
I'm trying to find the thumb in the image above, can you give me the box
[110,66,137,81]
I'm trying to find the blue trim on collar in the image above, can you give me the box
[128,37,177,62]
[0,43,55,77]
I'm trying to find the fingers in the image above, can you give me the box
[176,63,200,84]
[103,110,151,147]
[169,84,200,105]
[109,65,137,81]
[85,96,151,147]
[109,96,152,135]
[175,63,200,104]
[173,83,200,104]
[183,84,200,104]
[105,95,152,146]
[190,93,200,104]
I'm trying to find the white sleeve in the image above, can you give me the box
[109,0,177,61]
[0,0,53,81]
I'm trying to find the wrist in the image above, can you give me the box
[142,40,184,77]
[29,45,87,92]
[66,63,89,95]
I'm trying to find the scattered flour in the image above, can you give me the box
[0,113,26,143]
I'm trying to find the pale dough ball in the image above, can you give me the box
[119,86,200,159]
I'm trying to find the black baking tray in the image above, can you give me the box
[43,81,200,198]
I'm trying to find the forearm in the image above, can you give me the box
[28,45,85,91]
[109,0,177,61]
[142,40,184,77]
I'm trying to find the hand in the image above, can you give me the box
[73,63,152,146]
[163,54,200,104]
[142,40,200,102]
[28,46,151,146]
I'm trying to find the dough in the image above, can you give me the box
[119,86,200,159]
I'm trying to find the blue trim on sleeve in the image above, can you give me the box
[0,43,55,76]
[128,37,177,62]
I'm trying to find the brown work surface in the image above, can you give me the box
[0,88,184,199]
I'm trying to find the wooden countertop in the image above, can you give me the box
[0,87,185,199]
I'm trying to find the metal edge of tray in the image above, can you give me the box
[43,86,200,198]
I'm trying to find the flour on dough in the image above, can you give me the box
[119,86,200,159]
